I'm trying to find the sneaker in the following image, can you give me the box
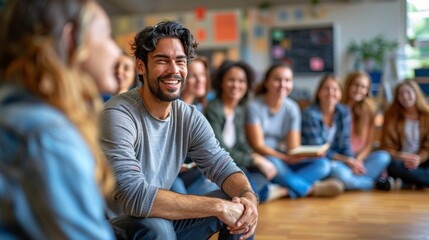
[313,178,345,197]
[376,176,395,191]
[398,179,421,190]
[394,178,403,190]
[266,184,288,202]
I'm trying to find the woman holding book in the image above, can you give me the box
[302,74,389,191]
[246,64,344,199]
[380,80,429,190]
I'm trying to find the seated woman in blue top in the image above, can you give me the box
[206,60,288,202]
[246,64,344,198]
[302,74,389,190]
[0,0,119,239]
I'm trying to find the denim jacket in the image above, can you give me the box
[0,84,113,239]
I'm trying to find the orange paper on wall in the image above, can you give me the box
[196,28,207,42]
[195,7,206,20]
[213,13,238,43]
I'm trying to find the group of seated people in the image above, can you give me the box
[173,57,429,203]
[1,1,428,239]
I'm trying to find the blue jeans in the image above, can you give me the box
[330,150,390,190]
[267,156,331,198]
[170,168,219,195]
[388,158,429,188]
[110,190,254,240]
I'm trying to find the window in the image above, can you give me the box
[406,0,429,72]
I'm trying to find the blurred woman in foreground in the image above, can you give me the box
[0,0,120,238]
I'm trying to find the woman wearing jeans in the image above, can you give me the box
[381,80,429,190]
[302,74,390,190]
[246,64,344,198]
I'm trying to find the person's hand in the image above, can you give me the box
[314,150,327,157]
[344,157,357,168]
[217,200,245,228]
[400,152,420,170]
[283,154,305,164]
[227,196,258,240]
[179,162,196,173]
[253,154,277,180]
[350,160,366,175]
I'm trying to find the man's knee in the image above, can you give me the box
[111,216,176,240]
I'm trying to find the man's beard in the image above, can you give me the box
[147,73,185,102]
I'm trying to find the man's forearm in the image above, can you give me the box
[221,172,257,203]
[149,189,226,219]
[148,173,255,226]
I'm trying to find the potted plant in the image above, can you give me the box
[347,34,398,72]
[347,35,398,96]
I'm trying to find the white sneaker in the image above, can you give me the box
[266,184,288,201]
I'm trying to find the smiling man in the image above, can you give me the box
[100,21,258,240]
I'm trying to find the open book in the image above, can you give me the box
[288,143,330,157]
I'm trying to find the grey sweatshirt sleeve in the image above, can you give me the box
[100,101,157,218]
[187,109,243,187]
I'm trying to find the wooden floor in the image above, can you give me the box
[255,189,429,240]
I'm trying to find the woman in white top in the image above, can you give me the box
[381,80,429,189]
[206,60,288,202]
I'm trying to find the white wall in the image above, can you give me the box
[245,1,404,98]
[111,0,406,98]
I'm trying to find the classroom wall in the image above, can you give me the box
[111,0,404,98]
[246,1,403,97]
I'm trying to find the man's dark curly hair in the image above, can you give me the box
[131,20,198,84]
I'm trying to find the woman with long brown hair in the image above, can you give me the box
[0,0,119,238]
[381,80,429,190]
[302,74,390,191]
[341,71,391,190]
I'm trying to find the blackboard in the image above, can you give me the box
[270,25,334,74]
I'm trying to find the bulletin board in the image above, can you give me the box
[111,10,241,54]
[270,25,335,74]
